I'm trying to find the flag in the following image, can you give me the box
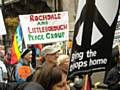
[10,25,23,64]
[34,44,43,62]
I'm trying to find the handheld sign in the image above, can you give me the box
[68,0,119,77]
[0,8,6,35]
[19,11,69,46]
[18,66,32,79]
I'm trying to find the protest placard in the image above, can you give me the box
[19,11,69,46]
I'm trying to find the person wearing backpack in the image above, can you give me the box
[15,48,34,83]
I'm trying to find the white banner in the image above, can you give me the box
[19,11,69,45]
[0,8,6,35]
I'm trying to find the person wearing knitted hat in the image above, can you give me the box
[15,48,34,83]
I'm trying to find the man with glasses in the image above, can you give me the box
[41,45,60,65]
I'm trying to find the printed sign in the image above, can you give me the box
[0,8,6,35]
[19,11,69,46]
[18,66,32,79]
[68,0,119,77]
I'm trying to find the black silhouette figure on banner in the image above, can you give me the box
[68,0,120,77]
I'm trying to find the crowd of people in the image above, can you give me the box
[2,43,120,90]
[0,44,83,90]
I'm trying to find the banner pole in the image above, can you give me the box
[82,74,91,90]
[66,41,68,55]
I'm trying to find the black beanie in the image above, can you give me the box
[21,48,32,58]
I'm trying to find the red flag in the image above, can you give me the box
[34,44,43,62]
[34,44,42,51]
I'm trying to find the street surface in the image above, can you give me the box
[91,71,108,90]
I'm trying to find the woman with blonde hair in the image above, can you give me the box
[57,54,70,72]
